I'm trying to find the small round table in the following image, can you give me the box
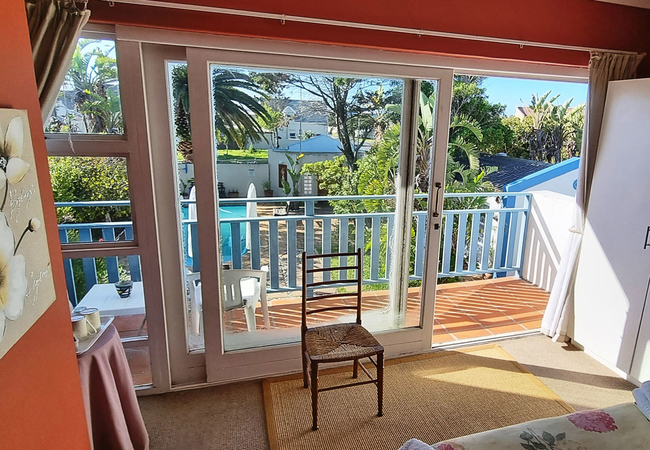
[77,324,149,450]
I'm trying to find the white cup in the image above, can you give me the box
[71,315,88,340]
[81,308,101,334]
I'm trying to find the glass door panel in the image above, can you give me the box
[202,64,423,351]
[166,61,206,352]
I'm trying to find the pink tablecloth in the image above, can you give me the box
[77,324,149,450]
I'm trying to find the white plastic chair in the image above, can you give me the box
[187,269,270,334]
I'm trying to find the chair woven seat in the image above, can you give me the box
[305,323,382,363]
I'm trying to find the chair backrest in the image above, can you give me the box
[221,269,267,311]
[301,248,363,334]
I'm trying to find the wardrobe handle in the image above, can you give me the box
[432,182,442,218]
[645,226,650,250]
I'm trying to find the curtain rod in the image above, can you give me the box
[100,0,639,56]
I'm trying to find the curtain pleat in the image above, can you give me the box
[542,51,644,342]
[24,0,90,122]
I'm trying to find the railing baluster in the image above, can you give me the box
[125,226,142,282]
[78,228,97,289]
[59,229,77,305]
[370,216,380,281]
[505,210,519,269]
[339,217,349,281]
[305,202,315,285]
[322,218,331,282]
[101,227,120,283]
[516,207,531,272]
[468,212,481,273]
[481,212,494,271]
[456,213,468,274]
[494,211,507,270]
[190,223,200,272]
[385,215,393,279]
[250,222,261,270]
[355,217,364,253]
[442,213,454,275]
[269,221,279,289]
[288,219,297,288]
[231,223,242,270]
[414,213,426,277]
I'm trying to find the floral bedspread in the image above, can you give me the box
[400,403,650,450]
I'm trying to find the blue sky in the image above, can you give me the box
[481,76,587,116]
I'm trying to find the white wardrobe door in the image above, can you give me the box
[631,278,650,382]
[573,78,650,374]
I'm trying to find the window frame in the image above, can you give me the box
[44,27,169,394]
[116,24,589,390]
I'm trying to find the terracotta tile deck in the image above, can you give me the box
[115,277,549,386]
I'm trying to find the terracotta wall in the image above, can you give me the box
[0,1,90,449]
[89,0,650,74]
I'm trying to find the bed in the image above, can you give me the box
[400,402,650,449]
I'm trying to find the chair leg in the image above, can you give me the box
[302,351,309,388]
[244,306,256,332]
[311,361,319,430]
[377,352,384,417]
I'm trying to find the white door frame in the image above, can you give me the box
[124,25,586,388]
[183,45,453,383]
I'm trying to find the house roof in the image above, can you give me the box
[283,100,328,124]
[479,154,552,189]
[280,135,342,153]
[504,157,580,192]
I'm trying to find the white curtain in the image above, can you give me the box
[542,51,644,341]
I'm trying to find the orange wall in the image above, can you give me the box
[89,0,650,74]
[0,1,90,449]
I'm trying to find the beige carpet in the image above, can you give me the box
[263,344,573,450]
[138,335,636,449]
[499,334,636,410]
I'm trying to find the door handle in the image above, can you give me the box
[432,182,442,218]
[645,226,650,250]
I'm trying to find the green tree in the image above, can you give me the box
[289,75,399,171]
[451,76,509,155]
[47,39,122,134]
[257,104,288,148]
[509,91,585,163]
[171,66,271,161]
[49,156,130,224]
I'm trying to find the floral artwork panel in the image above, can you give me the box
[0,108,55,359]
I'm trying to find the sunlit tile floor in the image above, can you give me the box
[115,277,549,386]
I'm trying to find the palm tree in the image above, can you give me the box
[61,39,121,134]
[171,66,270,161]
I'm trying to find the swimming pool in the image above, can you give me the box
[182,204,248,265]
[217,205,248,262]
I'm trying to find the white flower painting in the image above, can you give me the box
[0,109,55,358]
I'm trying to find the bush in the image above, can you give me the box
[49,156,131,224]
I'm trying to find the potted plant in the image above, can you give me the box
[115,277,133,298]
[227,189,239,198]
[262,179,273,197]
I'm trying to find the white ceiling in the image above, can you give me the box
[594,0,650,9]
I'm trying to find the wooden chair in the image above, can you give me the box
[301,248,384,431]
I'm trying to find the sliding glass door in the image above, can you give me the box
[140,36,451,384]
[182,47,451,382]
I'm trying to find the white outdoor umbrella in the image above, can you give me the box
[188,186,197,258]
[246,183,257,251]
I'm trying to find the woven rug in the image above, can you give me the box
[263,344,573,450]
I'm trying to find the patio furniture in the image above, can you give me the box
[301,248,384,430]
[187,269,270,334]
[76,281,145,317]
[77,324,149,450]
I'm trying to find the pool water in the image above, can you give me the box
[218,205,248,262]
[181,204,248,265]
